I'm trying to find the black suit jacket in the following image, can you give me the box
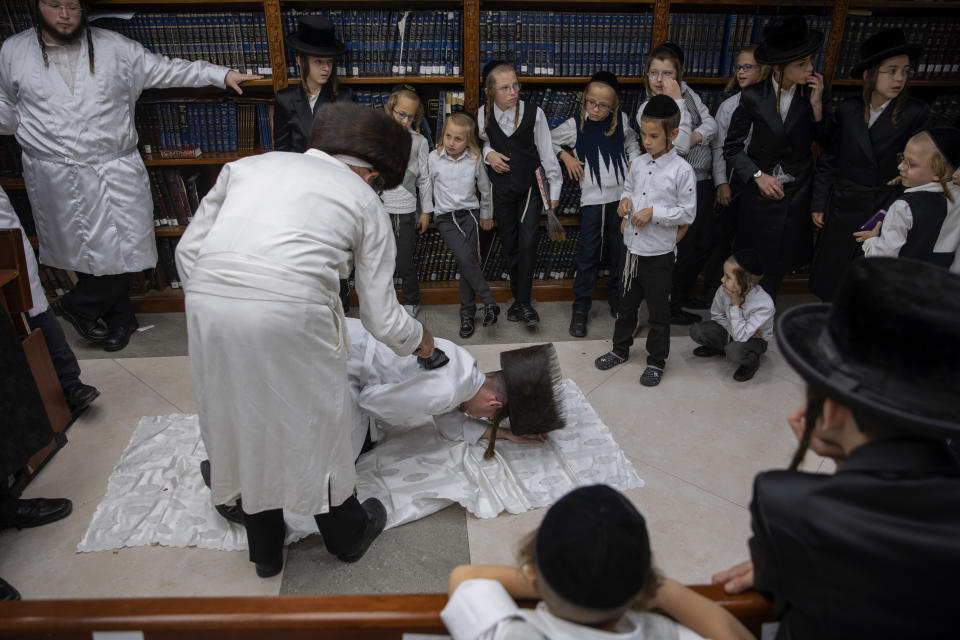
[273,84,354,153]
[750,438,960,640]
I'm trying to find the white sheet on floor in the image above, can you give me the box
[77,379,643,552]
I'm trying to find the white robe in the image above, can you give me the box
[0,187,47,316]
[175,149,422,516]
[345,316,487,458]
[0,27,228,275]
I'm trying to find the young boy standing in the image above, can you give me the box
[595,95,696,387]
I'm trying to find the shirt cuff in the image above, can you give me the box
[441,579,520,640]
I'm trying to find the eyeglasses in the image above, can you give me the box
[39,0,82,13]
[394,110,416,122]
[496,82,520,94]
[896,152,914,170]
[878,66,912,80]
[584,98,612,112]
[646,70,675,80]
[735,64,759,73]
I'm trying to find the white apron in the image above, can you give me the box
[0,27,227,275]
[0,187,47,316]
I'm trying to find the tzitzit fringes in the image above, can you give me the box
[622,252,639,293]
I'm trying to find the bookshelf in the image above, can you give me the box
[2,0,957,311]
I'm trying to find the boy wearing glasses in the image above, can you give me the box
[550,71,642,337]
[0,0,259,352]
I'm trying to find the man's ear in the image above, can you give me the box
[361,169,381,188]
[821,397,852,433]
[487,398,503,409]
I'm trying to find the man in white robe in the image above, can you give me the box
[176,103,435,578]
[0,0,260,352]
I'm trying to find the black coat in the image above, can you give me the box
[808,97,930,300]
[724,79,829,275]
[750,438,960,640]
[273,83,354,153]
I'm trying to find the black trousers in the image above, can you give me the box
[436,210,496,316]
[390,212,420,305]
[27,308,81,391]
[572,201,622,312]
[492,185,541,303]
[702,180,745,296]
[60,272,135,329]
[690,319,767,367]
[672,179,715,303]
[612,252,673,368]
[242,495,369,565]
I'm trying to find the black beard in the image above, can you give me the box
[38,12,84,45]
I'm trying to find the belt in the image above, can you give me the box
[23,145,138,166]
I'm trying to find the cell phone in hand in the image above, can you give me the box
[860,209,886,231]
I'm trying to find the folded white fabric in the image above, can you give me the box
[78,379,642,552]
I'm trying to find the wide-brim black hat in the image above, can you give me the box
[850,28,923,79]
[776,258,960,438]
[500,343,565,436]
[286,16,345,57]
[929,127,960,169]
[754,15,823,66]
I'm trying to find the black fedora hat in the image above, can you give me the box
[850,28,923,79]
[776,258,960,438]
[286,16,345,58]
[754,15,823,66]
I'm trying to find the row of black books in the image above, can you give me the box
[930,95,960,129]
[154,237,184,290]
[0,0,31,44]
[283,9,462,78]
[480,11,653,79]
[414,229,459,283]
[93,12,272,77]
[135,100,273,158]
[481,228,583,281]
[148,168,207,228]
[836,15,960,81]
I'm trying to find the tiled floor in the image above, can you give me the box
[0,299,824,599]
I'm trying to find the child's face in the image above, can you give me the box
[647,58,678,95]
[583,83,615,122]
[780,56,814,87]
[639,118,676,158]
[872,54,911,103]
[721,260,742,297]
[898,138,937,188]
[492,70,520,110]
[443,122,470,158]
[304,56,334,87]
[735,52,762,89]
[391,95,419,128]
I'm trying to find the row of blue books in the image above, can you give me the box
[282,9,462,78]
[135,101,273,158]
[837,15,960,80]
[92,12,272,77]
[480,12,654,78]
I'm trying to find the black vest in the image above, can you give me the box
[899,190,950,267]
[484,101,539,193]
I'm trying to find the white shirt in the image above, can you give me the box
[863,182,948,259]
[868,99,891,128]
[710,284,776,343]
[477,102,563,201]
[712,92,754,186]
[428,148,492,219]
[936,184,960,274]
[381,129,434,215]
[44,39,82,95]
[771,77,797,122]
[550,113,641,206]
[620,147,697,257]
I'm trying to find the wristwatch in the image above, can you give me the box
[752,169,763,181]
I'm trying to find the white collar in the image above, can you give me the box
[493,102,518,120]
[904,182,946,194]
[771,76,797,97]
[870,99,892,114]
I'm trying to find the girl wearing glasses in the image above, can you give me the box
[382,85,434,318]
[550,71,642,338]
[809,29,930,301]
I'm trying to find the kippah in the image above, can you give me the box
[929,127,960,169]
[482,60,505,84]
[588,70,619,93]
[733,248,764,277]
[651,41,684,66]
[391,83,417,95]
[642,94,680,119]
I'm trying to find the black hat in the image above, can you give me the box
[929,127,960,169]
[651,41,684,66]
[754,15,823,66]
[733,249,763,276]
[286,16,346,58]
[500,343,565,437]
[482,59,506,85]
[535,485,651,613]
[588,70,619,93]
[641,94,680,119]
[776,258,960,439]
[850,28,923,79]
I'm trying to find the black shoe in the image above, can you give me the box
[506,301,522,322]
[639,366,664,387]
[482,303,500,327]
[0,577,20,601]
[336,498,387,563]
[595,351,626,370]
[733,362,760,382]
[519,303,539,327]
[670,307,700,326]
[459,314,475,338]
[255,559,283,578]
[569,310,587,338]
[0,498,72,530]
[102,319,139,352]
[52,299,108,343]
[199,460,244,525]
[693,345,724,358]
[64,383,100,417]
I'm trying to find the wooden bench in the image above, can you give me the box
[0,585,774,639]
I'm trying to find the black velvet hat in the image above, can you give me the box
[929,127,960,169]
[641,94,680,119]
[754,15,823,66]
[850,28,923,79]
[651,41,684,66]
[499,343,565,437]
[535,485,651,612]
[776,258,960,438]
[286,16,346,57]
[733,249,763,276]
[589,70,619,93]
